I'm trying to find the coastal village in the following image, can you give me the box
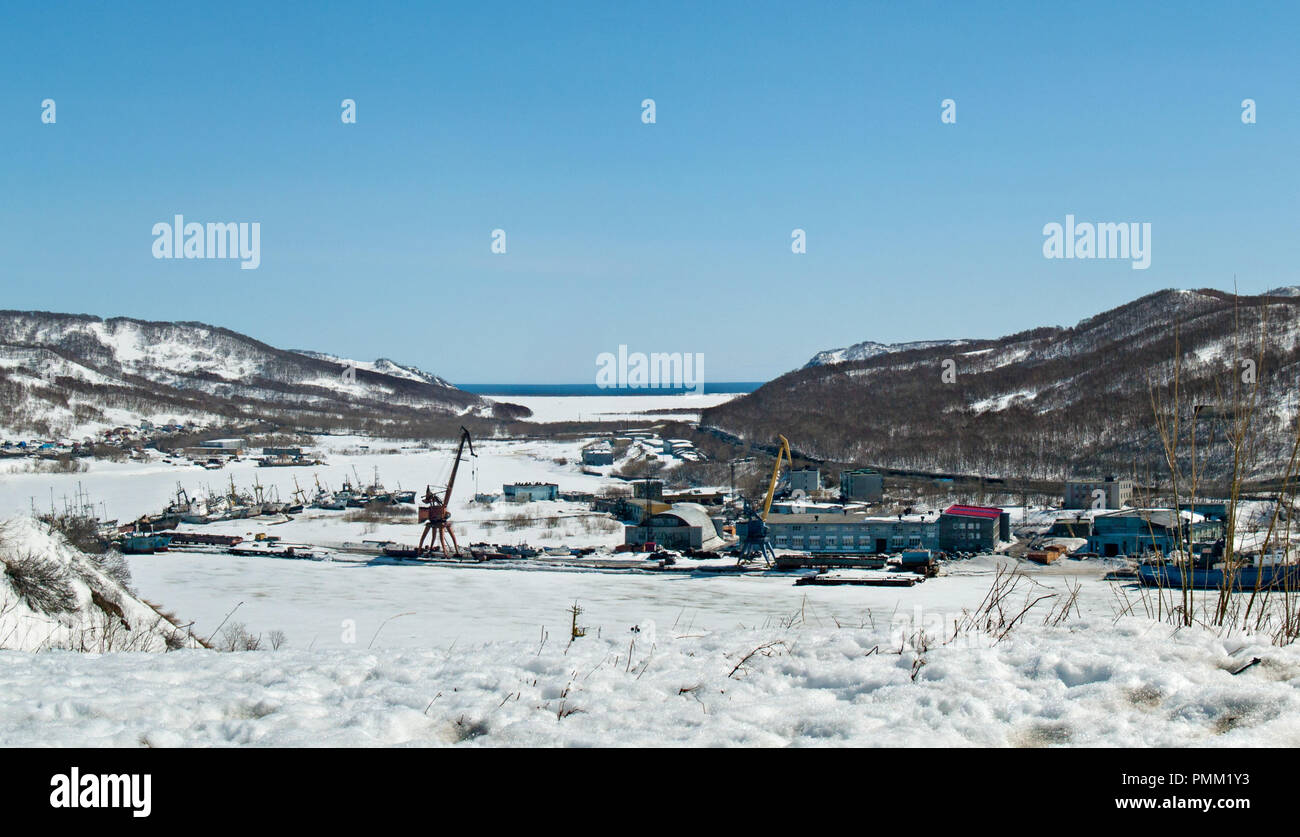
[13,417,1292,593]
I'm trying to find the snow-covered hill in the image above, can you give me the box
[292,350,453,388]
[0,311,484,438]
[708,287,1300,480]
[805,339,971,368]
[0,516,202,652]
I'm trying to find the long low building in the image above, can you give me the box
[503,482,558,502]
[766,511,941,554]
[767,504,1012,554]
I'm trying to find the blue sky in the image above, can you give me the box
[1,2,1297,383]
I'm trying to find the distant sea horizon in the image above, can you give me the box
[457,382,764,397]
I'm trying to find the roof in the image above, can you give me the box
[1094,508,1205,526]
[766,512,939,525]
[624,498,673,515]
[944,504,1003,519]
[638,503,724,550]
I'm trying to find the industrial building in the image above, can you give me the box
[503,482,559,502]
[182,446,240,462]
[840,468,883,502]
[765,511,940,554]
[633,479,665,500]
[607,497,670,522]
[768,500,852,515]
[1178,501,1228,521]
[662,488,726,506]
[1087,509,1223,557]
[788,468,821,493]
[200,438,244,450]
[658,438,704,462]
[1047,514,1094,539]
[1063,477,1133,509]
[938,505,1010,552]
[581,442,614,466]
[624,502,726,551]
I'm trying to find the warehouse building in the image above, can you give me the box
[1063,477,1133,509]
[581,442,614,466]
[633,479,664,500]
[938,505,1011,552]
[503,482,559,502]
[1087,509,1222,558]
[1047,514,1094,539]
[765,511,940,554]
[840,468,883,502]
[788,468,821,493]
[624,502,726,551]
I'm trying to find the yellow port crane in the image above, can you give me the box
[739,434,793,564]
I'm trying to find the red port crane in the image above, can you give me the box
[418,426,474,555]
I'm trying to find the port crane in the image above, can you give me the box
[738,434,793,565]
[418,426,475,555]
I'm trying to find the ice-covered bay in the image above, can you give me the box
[125,552,1085,650]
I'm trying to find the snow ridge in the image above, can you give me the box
[805,339,971,368]
[0,516,201,653]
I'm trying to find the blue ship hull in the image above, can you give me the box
[120,534,173,554]
[1137,564,1300,590]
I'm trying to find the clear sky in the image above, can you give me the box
[1,2,1296,383]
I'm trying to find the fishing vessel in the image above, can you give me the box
[1137,556,1300,591]
[119,533,173,554]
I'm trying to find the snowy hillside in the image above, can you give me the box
[709,287,1300,481]
[0,311,484,437]
[0,516,202,652]
[292,350,453,388]
[805,339,970,368]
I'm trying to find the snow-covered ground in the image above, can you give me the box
[4,504,1297,747]
[2,613,1295,747]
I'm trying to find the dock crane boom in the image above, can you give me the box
[418,426,475,555]
[738,434,793,565]
[760,435,793,520]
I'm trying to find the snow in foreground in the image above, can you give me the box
[2,616,1295,747]
[0,517,201,653]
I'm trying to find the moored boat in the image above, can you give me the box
[1137,563,1300,590]
[120,533,173,554]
